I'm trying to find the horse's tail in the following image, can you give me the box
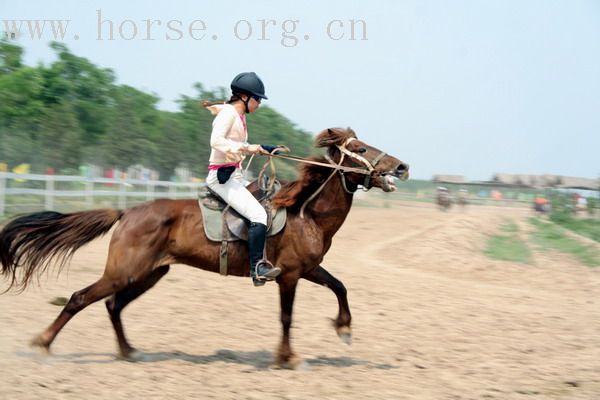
[0,209,122,292]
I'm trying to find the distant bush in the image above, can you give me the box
[548,192,572,224]
[588,197,598,216]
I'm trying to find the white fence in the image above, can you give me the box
[0,172,205,217]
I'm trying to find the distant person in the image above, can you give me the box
[576,196,587,214]
[534,196,548,214]
[202,72,282,286]
[436,186,451,211]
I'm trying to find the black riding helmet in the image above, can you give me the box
[231,72,268,100]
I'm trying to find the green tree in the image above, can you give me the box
[0,39,23,74]
[38,102,82,172]
[0,127,34,168]
[0,42,315,179]
[46,42,115,146]
[0,66,44,129]
[100,87,157,169]
[153,112,193,179]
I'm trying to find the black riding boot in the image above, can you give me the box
[248,222,281,286]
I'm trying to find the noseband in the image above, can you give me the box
[325,137,388,193]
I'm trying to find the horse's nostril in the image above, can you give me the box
[397,163,409,172]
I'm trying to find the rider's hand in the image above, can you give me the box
[260,144,290,154]
[242,144,265,155]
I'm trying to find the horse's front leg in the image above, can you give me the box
[303,265,352,344]
[275,273,301,368]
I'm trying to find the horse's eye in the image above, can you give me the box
[357,147,367,154]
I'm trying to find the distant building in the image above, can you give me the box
[491,173,598,190]
[432,175,466,184]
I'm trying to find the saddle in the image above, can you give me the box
[197,177,287,276]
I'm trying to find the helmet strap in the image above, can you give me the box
[241,96,250,114]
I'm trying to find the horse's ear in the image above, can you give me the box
[316,128,344,147]
[317,129,332,147]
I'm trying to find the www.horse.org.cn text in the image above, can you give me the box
[1,11,368,48]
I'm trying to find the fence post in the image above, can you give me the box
[0,173,6,217]
[119,177,126,209]
[146,181,154,201]
[169,183,175,199]
[45,175,54,210]
[86,180,94,209]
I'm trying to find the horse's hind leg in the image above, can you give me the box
[105,265,170,358]
[302,265,352,344]
[30,276,123,352]
[275,274,300,368]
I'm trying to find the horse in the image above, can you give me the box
[0,127,409,368]
[436,187,451,211]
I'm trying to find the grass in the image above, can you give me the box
[550,214,600,243]
[484,219,531,263]
[529,217,600,267]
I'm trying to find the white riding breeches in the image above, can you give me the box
[206,168,268,225]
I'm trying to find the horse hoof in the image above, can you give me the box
[273,355,306,370]
[29,335,50,354]
[296,360,311,371]
[336,326,352,345]
[339,332,352,345]
[118,349,143,362]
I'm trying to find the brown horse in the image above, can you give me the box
[0,127,408,367]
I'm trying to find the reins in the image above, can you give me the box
[266,153,372,175]
[246,138,388,219]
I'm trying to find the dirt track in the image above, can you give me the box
[1,204,599,399]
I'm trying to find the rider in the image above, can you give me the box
[204,72,282,286]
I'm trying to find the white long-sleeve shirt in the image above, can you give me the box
[206,103,248,165]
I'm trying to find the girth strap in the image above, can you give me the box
[219,205,230,275]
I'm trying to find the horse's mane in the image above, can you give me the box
[272,127,357,212]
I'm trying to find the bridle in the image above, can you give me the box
[326,137,389,194]
[256,137,392,218]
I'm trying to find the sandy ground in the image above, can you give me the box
[1,203,599,400]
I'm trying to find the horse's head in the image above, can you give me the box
[316,128,409,192]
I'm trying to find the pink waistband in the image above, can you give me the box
[208,162,241,171]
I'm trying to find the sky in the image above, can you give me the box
[1,0,599,181]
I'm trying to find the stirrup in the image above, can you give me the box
[252,277,267,287]
[254,259,281,281]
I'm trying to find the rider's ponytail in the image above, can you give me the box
[201,99,225,108]
[201,94,244,109]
